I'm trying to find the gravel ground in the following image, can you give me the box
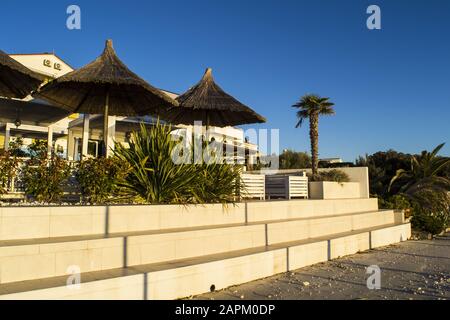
[194,235,450,300]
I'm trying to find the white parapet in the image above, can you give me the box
[0,198,379,241]
[309,182,361,200]
[0,209,398,284]
[0,223,411,300]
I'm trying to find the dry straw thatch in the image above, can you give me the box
[166,68,266,127]
[35,40,178,116]
[0,50,44,99]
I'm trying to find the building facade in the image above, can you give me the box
[1,52,258,164]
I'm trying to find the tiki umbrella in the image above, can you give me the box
[35,39,179,156]
[165,68,266,128]
[0,50,44,99]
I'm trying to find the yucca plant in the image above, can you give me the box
[196,162,243,204]
[113,121,244,205]
[113,122,201,204]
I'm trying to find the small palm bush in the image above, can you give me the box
[309,169,350,183]
[389,143,450,234]
[76,157,128,204]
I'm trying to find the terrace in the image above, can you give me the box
[0,42,411,300]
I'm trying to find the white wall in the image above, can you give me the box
[258,167,370,199]
[9,54,73,78]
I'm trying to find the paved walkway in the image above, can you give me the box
[194,235,450,300]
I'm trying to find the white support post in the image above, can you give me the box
[47,126,53,159]
[81,114,90,159]
[67,129,74,161]
[105,115,116,158]
[73,138,80,161]
[4,123,11,151]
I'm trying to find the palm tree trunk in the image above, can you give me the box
[309,113,319,175]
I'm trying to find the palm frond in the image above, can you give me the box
[292,94,336,126]
[430,143,446,159]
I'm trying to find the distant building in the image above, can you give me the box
[319,158,343,164]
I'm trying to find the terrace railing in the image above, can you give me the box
[0,159,81,201]
[240,174,266,200]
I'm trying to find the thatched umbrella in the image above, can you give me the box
[35,39,179,156]
[165,68,266,128]
[0,97,70,126]
[0,50,44,99]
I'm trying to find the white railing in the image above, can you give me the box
[241,174,265,200]
[0,159,80,199]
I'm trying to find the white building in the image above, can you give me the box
[0,52,258,164]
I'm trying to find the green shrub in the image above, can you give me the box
[355,150,411,198]
[113,122,242,204]
[409,190,449,235]
[8,138,27,158]
[196,163,242,204]
[379,194,413,219]
[114,122,201,204]
[28,140,48,159]
[279,150,311,169]
[76,157,128,204]
[308,169,350,183]
[0,150,20,194]
[21,154,71,203]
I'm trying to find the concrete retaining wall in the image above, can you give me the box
[0,223,411,300]
[0,209,394,284]
[0,198,379,241]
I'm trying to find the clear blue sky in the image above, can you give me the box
[2,0,449,161]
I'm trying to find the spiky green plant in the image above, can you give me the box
[113,122,201,204]
[196,162,243,204]
[113,121,244,205]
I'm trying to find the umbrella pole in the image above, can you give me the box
[206,112,210,141]
[103,91,110,157]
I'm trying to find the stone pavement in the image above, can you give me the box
[194,235,449,300]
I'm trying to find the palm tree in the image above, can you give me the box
[292,94,335,174]
[388,143,450,233]
[389,143,450,198]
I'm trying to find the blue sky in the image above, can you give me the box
[1,0,449,161]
